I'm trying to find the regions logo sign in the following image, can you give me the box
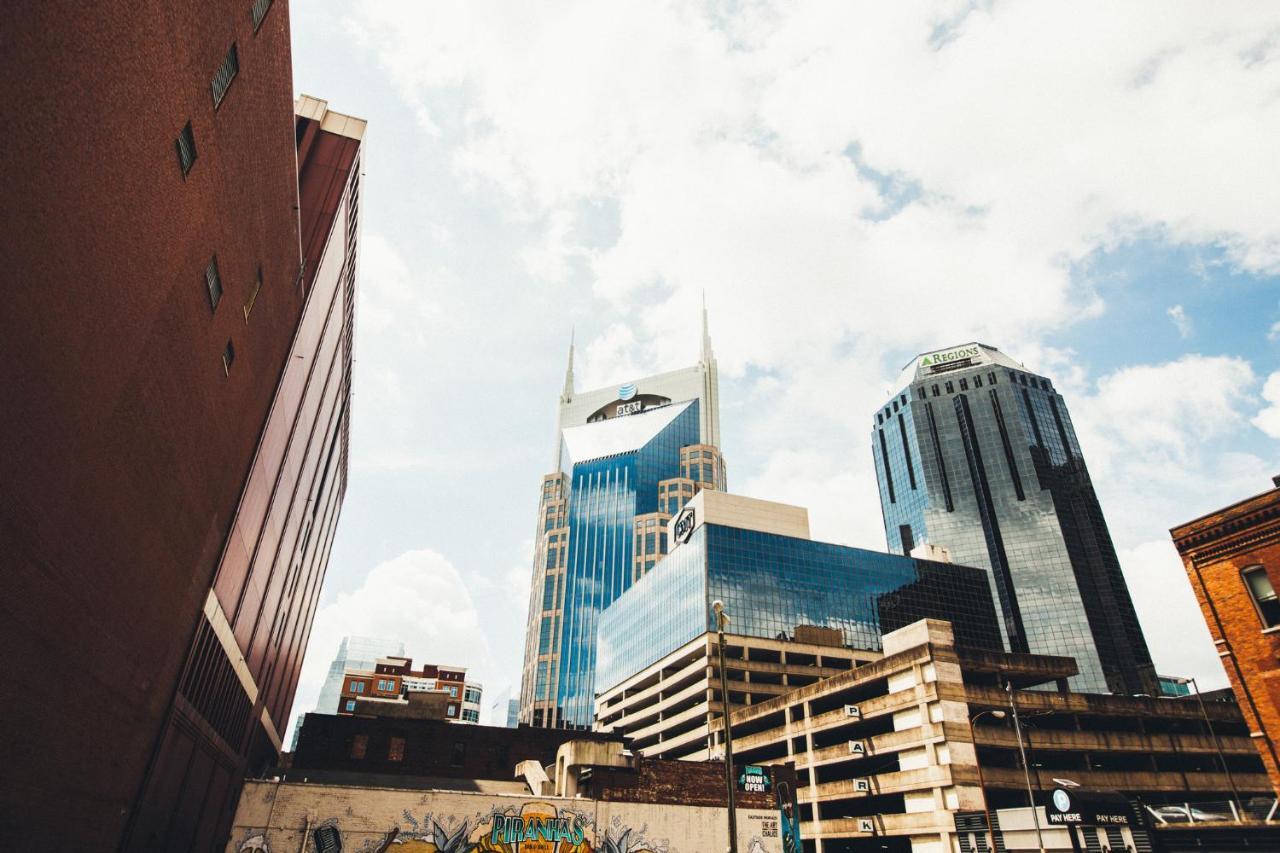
[919,345,980,368]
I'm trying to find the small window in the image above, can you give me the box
[221,340,235,375]
[945,381,954,394]
[211,43,239,107]
[959,378,968,391]
[1243,567,1280,628]
[931,384,940,397]
[349,734,367,759]
[449,686,458,698]
[900,394,907,406]
[388,736,405,761]
[251,0,273,31]
[243,265,262,320]
[917,388,927,400]
[447,705,457,717]
[974,375,983,388]
[204,255,223,311]
[988,372,997,385]
[175,121,197,176]
[892,400,899,413]
[344,699,356,712]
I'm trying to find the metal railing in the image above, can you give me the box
[1144,797,1279,826]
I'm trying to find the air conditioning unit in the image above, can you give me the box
[853,778,871,793]
[847,739,867,756]
[844,704,861,718]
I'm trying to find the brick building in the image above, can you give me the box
[1171,475,1280,796]
[336,656,481,723]
[0,3,362,848]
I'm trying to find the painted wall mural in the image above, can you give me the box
[227,783,784,853]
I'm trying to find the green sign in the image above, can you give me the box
[738,765,771,794]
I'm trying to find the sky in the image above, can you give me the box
[285,1,1280,736]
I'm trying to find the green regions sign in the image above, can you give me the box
[919,345,981,369]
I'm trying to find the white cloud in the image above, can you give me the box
[1118,540,1227,689]
[1166,304,1193,338]
[1269,320,1280,341]
[288,549,490,742]
[1252,371,1280,438]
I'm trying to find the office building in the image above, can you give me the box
[316,636,406,714]
[594,491,1004,734]
[728,619,1272,853]
[872,342,1156,695]
[1172,475,1280,796]
[338,657,479,723]
[519,310,724,728]
[0,3,363,843]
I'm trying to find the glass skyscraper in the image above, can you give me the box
[872,342,1156,695]
[595,517,1004,697]
[519,310,725,728]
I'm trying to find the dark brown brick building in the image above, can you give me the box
[0,3,362,849]
[1171,476,1280,796]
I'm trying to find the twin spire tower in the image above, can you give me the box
[521,305,724,728]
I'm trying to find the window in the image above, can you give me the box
[931,384,940,397]
[959,378,968,391]
[349,734,367,759]
[175,121,197,176]
[204,255,222,311]
[944,381,954,394]
[221,340,235,375]
[211,43,239,107]
[355,682,365,693]
[447,705,457,717]
[449,686,458,698]
[988,372,997,384]
[251,0,273,30]
[974,375,983,388]
[388,736,405,761]
[900,394,907,406]
[344,700,356,711]
[243,265,262,320]
[1243,567,1280,628]
[348,680,358,691]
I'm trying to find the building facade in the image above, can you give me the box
[1171,475,1280,796]
[0,1,362,845]
[519,312,725,729]
[316,635,406,714]
[338,657,477,723]
[595,491,1005,708]
[596,629,875,760]
[728,619,1271,853]
[872,342,1156,696]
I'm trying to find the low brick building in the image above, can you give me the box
[1171,475,1280,796]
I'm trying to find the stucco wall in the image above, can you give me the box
[227,780,786,853]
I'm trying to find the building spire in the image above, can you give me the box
[562,327,576,400]
[700,290,714,365]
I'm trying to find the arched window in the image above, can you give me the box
[1242,566,1280,628]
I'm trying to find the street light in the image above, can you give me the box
[1175,676,1244,820]
[1006,681,1047,853]
[713,600,739,853]
[967,708,1006,852]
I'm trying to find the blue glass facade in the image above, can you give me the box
[873,345,1157,695]
[546,401,701,728]
[596,523,1002,695]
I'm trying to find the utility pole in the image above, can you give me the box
[1007,682,1046,853]
[714,600,739,853]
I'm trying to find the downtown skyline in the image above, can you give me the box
[285,2,1280,737]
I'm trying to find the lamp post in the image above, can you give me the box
[1007,682,1047,853]
[714,600,739,853]
[967,708,1007,852]
[1180,676,1243,819]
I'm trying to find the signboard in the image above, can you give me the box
[738,765,772,794]
[858,818,876,834]
[853,778,871,793]
[673,507,697,543]
[770,763,803,853]
[847,739,867,757]
[585,386,673,423]
[918,344,984,375]
[1045,788,1131,827]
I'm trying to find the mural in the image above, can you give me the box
[298,802,679,853]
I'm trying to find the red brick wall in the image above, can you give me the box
[1172,486,1280,796]
[0,0,304,847]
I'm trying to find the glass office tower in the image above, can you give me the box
[872,342,1156,695]
[596,520,1004,697]
[520,311,725,728]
